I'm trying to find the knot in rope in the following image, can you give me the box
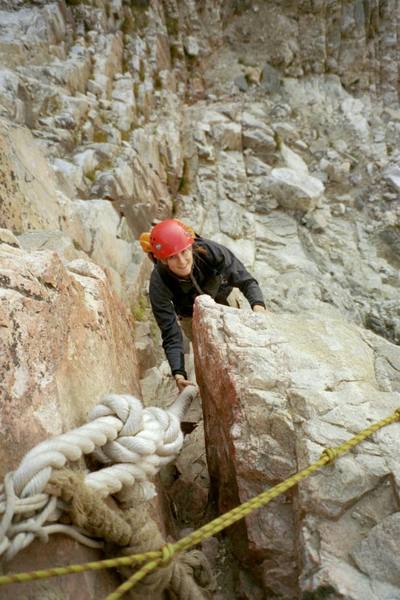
[89,394,144,438]
[159,543,176,567]
[85,394,184,497]
[394,408,400,420]
[320,447,339,463]
[0,389,197,561]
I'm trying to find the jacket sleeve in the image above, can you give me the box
[206,240,266,308]
[149,270,187,378]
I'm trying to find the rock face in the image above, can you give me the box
[222,0,400,104]
[0,0,222,300]
[1,0,400,597]
[193,295,400,599]
[0,239,140,598]
[0,119,66,232]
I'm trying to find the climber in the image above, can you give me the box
[140,219,267,392]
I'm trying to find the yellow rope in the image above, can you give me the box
[0,553,159,583]
[0,407,399,600]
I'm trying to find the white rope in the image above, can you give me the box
[0,386,197,561]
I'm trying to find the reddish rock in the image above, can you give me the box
[192,296,297,598]
[0,243,141,598]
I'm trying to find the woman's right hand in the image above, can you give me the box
[174,374,195,393]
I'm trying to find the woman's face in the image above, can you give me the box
[165,247,193,278]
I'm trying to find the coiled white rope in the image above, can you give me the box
[0,387,197,561]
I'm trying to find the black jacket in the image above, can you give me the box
[149,237,265,378]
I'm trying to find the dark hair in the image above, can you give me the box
[192,242,208,257]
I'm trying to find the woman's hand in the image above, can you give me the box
[174,374,195,393]
[252,305,267,313]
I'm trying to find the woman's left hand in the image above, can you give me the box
[175,374,196,393]
[252,305,267,313]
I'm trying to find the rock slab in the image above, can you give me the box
[193,296,400,599]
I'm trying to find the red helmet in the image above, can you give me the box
[149,219,194,260]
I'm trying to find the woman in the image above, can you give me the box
[140,219,266,392]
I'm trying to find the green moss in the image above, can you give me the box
[98,158,113,172]
[85,169,97,183]
[178,158,191,194]
[154,72,163,90]
[132,295,148,322]
[165,15,179,37]
[139,59,146,82]
[170,44,180,64]
[150,319,159,343]
[274,130,283,151]
[93,129,109,143]
[185,53,197,67]
[130,0,149,30]
[232,0,251,15]
[121,14,135,34]
[85,158,113,184]
[130,293,159,342]
[131,0,150,7]
[121,130,131,142]
[122,54,131,74]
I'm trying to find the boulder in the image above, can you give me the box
[268,167,324,212]
[193,296,400,599]
[184,35,200,57]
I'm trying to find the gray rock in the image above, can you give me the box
[211,121,242,151]
[383,165,400,192]
[352,513,400,586]
[303,208,330,232]
[234,75,248,92]
[184,35,200,57]
[17,230,84,261]
[134,321,157,376]
[242,128,276,161]
[269,167,324,212]
[52,158,86,198]
[260,63,281,94]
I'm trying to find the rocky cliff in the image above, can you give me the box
[194,295,400,599]
[0,1,399,599]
